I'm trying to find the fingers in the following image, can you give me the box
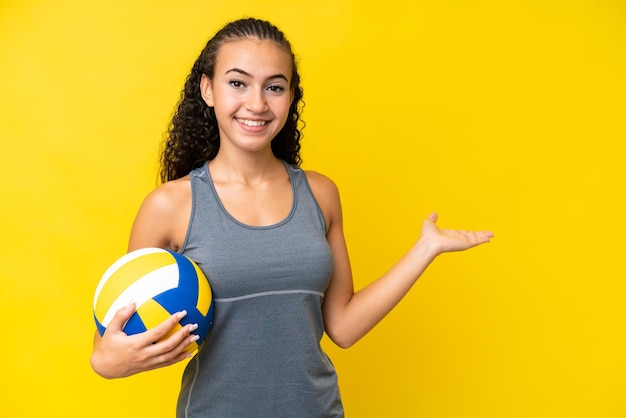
[478,230,495,240]
[143,310,189,343]
[112,307,196,355]
[159,326,200,356]
[468,229,494,242]
[426,212,438,223]
[127,314,199,371]
[151,341,198,369]
[106,301,136,332]
[144,322,200,367]
[458,229,494,246]
[93,307,199,378]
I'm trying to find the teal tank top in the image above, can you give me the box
[177,162,344,417]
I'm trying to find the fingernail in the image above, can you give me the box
[177,310,188,319]
[190,334,200,342]
[189,323,198,332]
[126,300,135,309]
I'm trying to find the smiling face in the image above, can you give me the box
[200,38,294,158]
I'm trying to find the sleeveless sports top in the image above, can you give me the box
[177,162,344,418]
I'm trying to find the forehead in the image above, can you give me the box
[215,38,292,80]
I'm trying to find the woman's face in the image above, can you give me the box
[201,38,294,156]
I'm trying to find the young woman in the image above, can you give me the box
[90,18,493,417]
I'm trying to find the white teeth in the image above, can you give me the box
[237,118,266,127]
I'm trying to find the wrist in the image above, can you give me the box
[90,350,127,379]
[413,237,441,262]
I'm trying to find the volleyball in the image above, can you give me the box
[93,248,214,352]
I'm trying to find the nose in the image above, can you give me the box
[245,88,268,113]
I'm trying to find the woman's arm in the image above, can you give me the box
[307,171,493,348]
[90,178,199,378]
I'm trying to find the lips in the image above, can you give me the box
[235,118,267,127]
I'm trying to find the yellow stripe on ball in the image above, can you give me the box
[94,251,176,322]
[138,298,199,354]
[192,260,212,315]
[137,298,177,333]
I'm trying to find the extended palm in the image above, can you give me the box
[420,213,494,254]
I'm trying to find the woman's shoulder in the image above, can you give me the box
[304,170,339,197]
[141,175,191,215]
[304,170,342,227]
[129,175,192,251]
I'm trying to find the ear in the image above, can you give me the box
[200,74,214,107]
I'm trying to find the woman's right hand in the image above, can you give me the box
[90,302,199,379]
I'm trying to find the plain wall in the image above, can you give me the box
[1,1,625,416]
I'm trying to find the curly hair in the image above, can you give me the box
[160,18,304,183]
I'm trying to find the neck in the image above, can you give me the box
[209,149,284,185]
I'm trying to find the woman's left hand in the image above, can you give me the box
[419,212,494,255]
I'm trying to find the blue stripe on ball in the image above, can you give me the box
[153,289,214,344]
[124,312,148,335]
[95,315,106,336]
[198,302,215,342]
[167,250,199,304]
[190,302,214,344]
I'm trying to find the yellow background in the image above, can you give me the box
[1,0,625,417]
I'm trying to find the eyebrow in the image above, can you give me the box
[225,68,289,82]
